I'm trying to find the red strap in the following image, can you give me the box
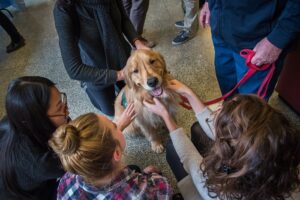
[204,49,275,106]
[179,94,192,110]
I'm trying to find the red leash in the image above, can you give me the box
[179,94,192,110]
[179,49,276,109]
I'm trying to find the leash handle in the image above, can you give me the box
[240,49,270,70]
[205,49,275,106]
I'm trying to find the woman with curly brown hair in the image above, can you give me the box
[144,79,300,200]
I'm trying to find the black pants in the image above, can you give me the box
[84,81,125,116]
[166,122,214,182]
[0,10,22,43]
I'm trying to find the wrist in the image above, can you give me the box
[117,71,123,81]
[161,112,178,132]
[134,39,144,49]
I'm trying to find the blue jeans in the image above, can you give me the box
[212,35,285,100]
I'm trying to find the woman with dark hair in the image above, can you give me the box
[144,79,300,200]
[54,0,149,116]
[0,76,70,199]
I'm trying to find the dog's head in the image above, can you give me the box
[124,49,169,97]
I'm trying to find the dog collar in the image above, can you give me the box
[121,92,128,108]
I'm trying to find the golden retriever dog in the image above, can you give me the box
[114,49,178,153]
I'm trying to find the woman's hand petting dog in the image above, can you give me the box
[144,98,178,132]
[115,103,136,131]
[167,79,193,98]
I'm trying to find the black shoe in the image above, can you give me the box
[174,20,184,28]
[6,37,25,53]
[172,193,184,200]
[172,30,194,45]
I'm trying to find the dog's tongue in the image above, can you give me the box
[150,87,163,97]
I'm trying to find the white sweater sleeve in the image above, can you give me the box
[195,107,216,140]
[170,128,216,200]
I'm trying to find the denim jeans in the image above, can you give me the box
[212,35,285,100]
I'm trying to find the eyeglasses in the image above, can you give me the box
[60,92,67,105]
[48,92,68,118]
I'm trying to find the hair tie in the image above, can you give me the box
[221,164,234,174]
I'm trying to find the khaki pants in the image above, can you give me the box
[181,0,199,34]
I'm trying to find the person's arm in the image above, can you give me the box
[143,99,213,199]
[168,79,216,139]
[114,102,136,131]
[168,79,206,114]
[251,0,300,66]
[267,0,300,50]
[53,4,122,85]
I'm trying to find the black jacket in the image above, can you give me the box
[0,119,64,199]
[208,0,300,51]
[53,0,138,89]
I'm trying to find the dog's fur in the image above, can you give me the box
[114,49,178,153]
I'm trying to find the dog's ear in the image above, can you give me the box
[155,51,168,75]
[124,61,133,89]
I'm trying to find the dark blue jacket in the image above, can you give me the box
[208,0,300,51]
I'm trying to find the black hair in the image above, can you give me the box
[0,76,57,198]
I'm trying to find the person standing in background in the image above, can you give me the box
[0,10,25,53]
[199,0,300,100]
[121,0,155,48]
[54,0,149,117]
[172,0,200,45]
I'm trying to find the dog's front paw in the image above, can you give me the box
[151,141,164,153]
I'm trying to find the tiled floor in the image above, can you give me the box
[1,0,299,193]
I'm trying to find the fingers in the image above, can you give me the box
[143,100,151,107]
[199,2,210,28]
[199,13,206,28]
[143,165,161,174]
[251,55,263,66]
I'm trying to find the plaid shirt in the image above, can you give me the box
[57,167,172,200]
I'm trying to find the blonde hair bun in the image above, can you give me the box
[51,124,80,155]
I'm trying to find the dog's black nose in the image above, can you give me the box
[147,77,158,87]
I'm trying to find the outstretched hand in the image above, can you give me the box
[144,98,178,132]
[167,79,193,97]
[115,103,136,131]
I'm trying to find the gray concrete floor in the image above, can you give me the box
[1,0,299,194]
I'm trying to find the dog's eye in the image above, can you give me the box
[133,69,139,73]
[149,59,156,64]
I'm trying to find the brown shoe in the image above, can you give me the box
[140,37,156,48]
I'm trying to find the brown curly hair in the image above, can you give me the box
[201,95,300,200]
